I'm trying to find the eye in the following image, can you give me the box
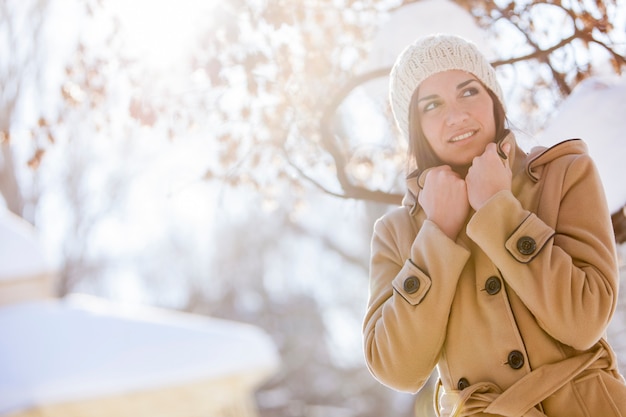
[461,87,479,97]
[422,100,441,113]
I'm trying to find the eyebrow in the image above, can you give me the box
[417,79,479,103]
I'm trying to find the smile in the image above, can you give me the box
[449,130,476,143]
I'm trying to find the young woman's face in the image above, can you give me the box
[415,70,496,169]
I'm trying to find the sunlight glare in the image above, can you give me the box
[108,0,214,70]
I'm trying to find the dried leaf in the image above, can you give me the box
[27,149,45,170]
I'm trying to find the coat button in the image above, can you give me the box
[457,377,470,390]
[516,236,537,255]
[507,350,525,369]
[403,276,420,294]
[485,276,502,295]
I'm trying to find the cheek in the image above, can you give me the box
[420,117,441,144]
[477,100,497,131]
[482,110,497,137]
[422,127,446,160]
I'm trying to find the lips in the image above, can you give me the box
[449,130,476,143]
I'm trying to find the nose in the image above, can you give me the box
[445,104,468,126]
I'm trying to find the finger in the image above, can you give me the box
[484,142,496,155]
[485,142,502,162]
[434,164,453,173]
[482,143,500,163]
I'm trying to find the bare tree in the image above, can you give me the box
[0,0,53,218]
[4,0,625,227]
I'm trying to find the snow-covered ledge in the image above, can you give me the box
[0,208,56,306]
[0,295,280,417]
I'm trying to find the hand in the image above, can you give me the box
[418,165,470,240]
[466,142,512,211]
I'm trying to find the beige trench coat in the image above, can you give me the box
[363,133,626,416]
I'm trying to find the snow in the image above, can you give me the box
[0,205,279,416]
[536,75,626,214]
[0,207,52,281]
[0,294,280,415]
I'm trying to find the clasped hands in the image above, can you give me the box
[418,142,513,240]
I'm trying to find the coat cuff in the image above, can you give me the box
[467,190,554,264]
[504,213,555,263]
[393,220,469,306]
[392,260,432,306]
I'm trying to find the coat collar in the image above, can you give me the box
[525,138,588,182]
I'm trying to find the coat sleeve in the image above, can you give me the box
[466,153,619,351]
[363,214,471,393]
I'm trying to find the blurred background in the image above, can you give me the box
[1,0,626,416]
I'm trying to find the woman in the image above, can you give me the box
[363,34,626,416]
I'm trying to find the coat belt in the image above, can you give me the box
[435,341,614,417]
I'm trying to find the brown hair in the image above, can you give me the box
[407,85,508,176]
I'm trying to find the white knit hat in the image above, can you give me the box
[389,34,505,141]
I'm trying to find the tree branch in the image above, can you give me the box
[284,148,403,205]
